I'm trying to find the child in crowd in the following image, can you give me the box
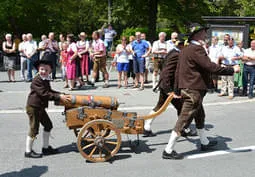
[60,42,69,88]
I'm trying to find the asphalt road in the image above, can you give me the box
[0,70,254,177]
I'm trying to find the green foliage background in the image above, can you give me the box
[0,0,254,41]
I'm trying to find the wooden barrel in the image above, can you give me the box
[55,95,119,110]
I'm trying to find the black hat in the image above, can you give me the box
[188,23,209,42]
[34,53,53,69]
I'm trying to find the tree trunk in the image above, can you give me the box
[147,0,158,42]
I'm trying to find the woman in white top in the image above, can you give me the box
[2,34,16,82]
[115,36,130,88]
[126,35,136,84]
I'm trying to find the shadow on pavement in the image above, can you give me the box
[0,165,48,177]
[181,135,233,156]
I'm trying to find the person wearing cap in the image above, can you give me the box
[24,55,71,158]
[162,25,240,160]
[218,37,242,99]
[143,37,197,138]
[151,32,171,89]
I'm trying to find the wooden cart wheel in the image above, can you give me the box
[77,119,121,162]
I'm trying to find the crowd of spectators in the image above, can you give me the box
[1,26,255,98]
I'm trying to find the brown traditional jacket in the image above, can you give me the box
[159,48,180,94]
[175,42,234,90]
[26,74,61,108]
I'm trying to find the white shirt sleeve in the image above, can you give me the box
[152,41,157,53]
[71,43,77,52]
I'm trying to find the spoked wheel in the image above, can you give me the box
[77,119,121,162]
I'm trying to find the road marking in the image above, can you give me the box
[0,99,255,114]
[186,145,255,159]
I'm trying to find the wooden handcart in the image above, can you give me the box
[55,93,174,162]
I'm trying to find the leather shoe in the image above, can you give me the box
[162,150,184,160]
[143,130,156,137]
[42,146,59,155]
[24,150,42,158]
[201,140,218,151]
[181,129,197,137]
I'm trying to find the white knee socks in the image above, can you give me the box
[197,128,209,145]
[144,110,156,131]
[165,130,179,153]
[152,75,157,88]
[26,136,34,153]
[43,131,50,148]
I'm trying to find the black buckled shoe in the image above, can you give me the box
[143,130,156,137]
[181,129,197,137]
[24,150,42,158]
[201,140,218,151]
[42,146,59,155]
[162,150,184,160]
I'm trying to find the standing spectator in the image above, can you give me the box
[58,34,65,51]
[131,32,150,90]
[242,40,255,99]
[66,34,84,90]
[90,31,109,88]
[77,32,91,83]
[223,34,230,46]
[66,34,77,90]
[103,24,117,52]
[141,33,152,84]
[60,42,69,88]
[115,36,130,88]
[18,34,28,81]
[45,32,59,80]
[2,34,17,82]
[167,32,178,49]
[208,36,221,91]
[38,35,47,60]
[151,32,171,88]
[234,41,245,92]
[218,37,242,99]
[24,33,38,82]
[126,35,136,85]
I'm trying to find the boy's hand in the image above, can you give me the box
[60,94,72,104]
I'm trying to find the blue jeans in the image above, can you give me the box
[27,55,38,81]
[243,64,255,97]
[105,41,112,52]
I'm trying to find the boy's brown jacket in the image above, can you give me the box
[27,74,60,108]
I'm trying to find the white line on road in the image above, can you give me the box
[186,145,255,159]
[0,99,255,114]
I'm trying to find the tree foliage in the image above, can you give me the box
[0,0,254,41]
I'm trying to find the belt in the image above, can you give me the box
[244,64,255,67]
[222,64,236,66]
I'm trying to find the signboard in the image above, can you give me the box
[207,24,250,48]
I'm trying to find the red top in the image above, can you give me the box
[60,50,68,66]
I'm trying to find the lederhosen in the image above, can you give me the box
[153,49,193,129]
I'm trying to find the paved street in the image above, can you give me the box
[0,70,255,177]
